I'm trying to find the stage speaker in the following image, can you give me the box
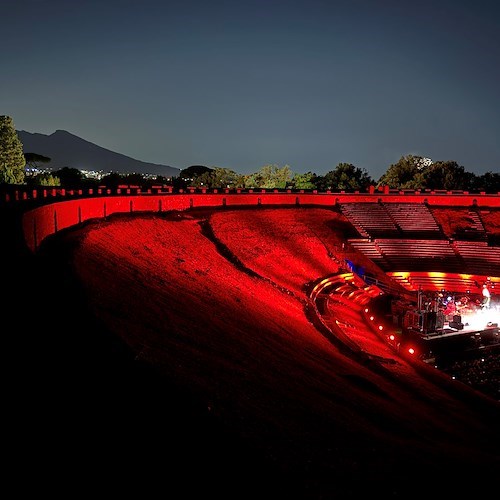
[436,312,445,330]
[423,311,437,333]
[453,314,462,323]
[449,321,464,330]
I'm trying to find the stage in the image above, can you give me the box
[400,307,499,360]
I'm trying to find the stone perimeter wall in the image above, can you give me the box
[20,190,500,253]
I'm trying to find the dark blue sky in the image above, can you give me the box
[3,0,499,179]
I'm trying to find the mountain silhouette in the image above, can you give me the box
[17,129,181,177]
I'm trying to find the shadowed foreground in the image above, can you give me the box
[7,207,500,498]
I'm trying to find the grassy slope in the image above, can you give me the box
[33,207,499,498]
[432,206,500,238]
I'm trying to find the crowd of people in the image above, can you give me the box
[440,350,499,401]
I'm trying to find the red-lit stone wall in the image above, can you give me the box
[21,192,500,252]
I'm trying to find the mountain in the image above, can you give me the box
[17,129,181,177]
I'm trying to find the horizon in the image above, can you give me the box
[3,0,500,178]
[15,127,500,181]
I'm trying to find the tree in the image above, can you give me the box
[377,155,424,189]
[471,171,500,193]
[246,164,293,189]
[419,161,474,191]
[266,164,293,189]
[210,167,241,188]
[123,173,146,186]
[179,165,212,182]
[243,173,259,188]
[52,167,85,188]
[24,152,51,171]
[101,172,125,188]
[0,115,25,184]
[35,173,60,186]
[291,171,318,190]
[190,170,212,187]
[190,167,242,189]
[317,163,373,191]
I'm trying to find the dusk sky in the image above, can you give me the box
[3,0,499,179]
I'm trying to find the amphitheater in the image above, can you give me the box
[3,186,500,498]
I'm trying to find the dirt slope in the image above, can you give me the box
[7,206,498,498]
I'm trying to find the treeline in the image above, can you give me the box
[174,159,499,193]
[22,158,500,193]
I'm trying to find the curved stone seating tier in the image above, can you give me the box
[387,271,500,295]
[376,239,500,276]
[451,241,500,276]
[375,239,462,273]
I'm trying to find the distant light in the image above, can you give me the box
[378,325,383,331]
[389,334,395,341]
[370,316,374,321]
[408,347,415,355]
[364,308,369,313]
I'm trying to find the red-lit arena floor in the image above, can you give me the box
[6,206,500,498]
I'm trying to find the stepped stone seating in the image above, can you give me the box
[452,241,500,276]
[341,204,500,293]
[347,239,389,268]
[383,203,443,237]
[339,203,399,238]
[369,239,462,273]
